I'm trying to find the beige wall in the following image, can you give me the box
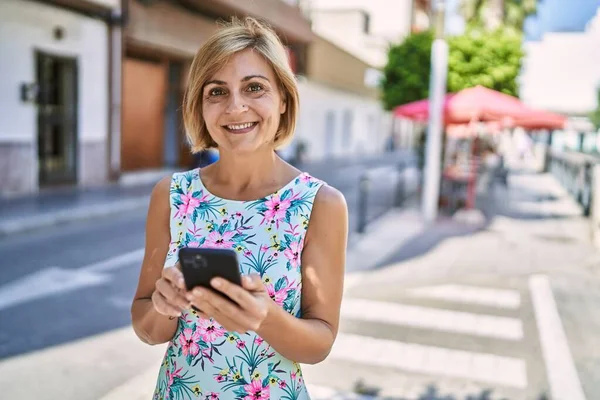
[306,36,380,99]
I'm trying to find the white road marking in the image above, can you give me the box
[406,284,521,309]
[529,275,586,400]
[330,332,528,389]
[0,248,144,312]
[342,298,523,340]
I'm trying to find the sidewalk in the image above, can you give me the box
[0,151,414,237]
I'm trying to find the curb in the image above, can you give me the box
[0,196,149,236]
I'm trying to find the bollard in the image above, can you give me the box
[357,173,369,233]
[583,162,592,217]
[394,161,406,208]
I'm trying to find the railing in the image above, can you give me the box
[548,151,596,216]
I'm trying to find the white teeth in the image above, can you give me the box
[227,122,255,130]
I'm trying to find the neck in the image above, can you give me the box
[211,147,281,188]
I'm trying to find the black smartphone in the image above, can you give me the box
[178,247,243,292]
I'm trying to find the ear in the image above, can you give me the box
[279,94,287,115]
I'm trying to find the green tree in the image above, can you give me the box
[460,0,536,32]
[380,30,433,110]
[380,27,524,109]
[447,27,523,96]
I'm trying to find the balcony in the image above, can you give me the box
[176,0,314,44]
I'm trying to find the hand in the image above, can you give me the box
[185,274,271,333]
[151,263,191,318]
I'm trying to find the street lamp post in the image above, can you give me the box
[421,0,448,223]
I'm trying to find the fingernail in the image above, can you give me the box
[212,279,222,288]
[178,278,185,287]
[244,276,252,285]
[193,289,203,297]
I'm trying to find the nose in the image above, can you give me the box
[225,92,247,114]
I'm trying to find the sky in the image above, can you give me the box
[444,0,600,39]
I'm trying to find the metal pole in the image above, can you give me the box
[394,161,406,207]
[357,174,369,233]
[421,0,448,223]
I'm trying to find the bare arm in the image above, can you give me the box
[255,185,348,363]
[131,176,189,345]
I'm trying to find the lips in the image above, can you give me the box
[223,122,258,134]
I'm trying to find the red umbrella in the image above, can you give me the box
[393,85,565,128]
[511,110,567,130]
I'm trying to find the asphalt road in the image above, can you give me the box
[0,159,413,360]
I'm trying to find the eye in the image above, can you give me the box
[208,87,226,97]
[246,83,263,93]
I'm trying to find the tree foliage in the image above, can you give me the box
[381,27,524,110]
[380,30,433,110]
[447,27,523,95]
[460,0,536,32]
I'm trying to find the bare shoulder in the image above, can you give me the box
[148,175,172,213]
[153,175,172,196]
[313,184,347,215]
[309,184,348,233]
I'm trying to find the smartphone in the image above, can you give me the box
[178,247,243,292]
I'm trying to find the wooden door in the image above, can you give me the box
[122,58,166,171]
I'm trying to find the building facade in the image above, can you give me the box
[0,0,122,196]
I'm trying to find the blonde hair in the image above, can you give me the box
[183,17,299,152]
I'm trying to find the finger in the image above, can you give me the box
[156,279,190,311]
[188,288,257,331]
[163,266,186,290]
[191,297,244,332]
[211,278,256,309]
[152,291,182,317]
[241,274,264,291]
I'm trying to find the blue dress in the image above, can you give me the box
[153,169,324,400]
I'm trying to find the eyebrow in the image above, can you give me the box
[205,75,270,86]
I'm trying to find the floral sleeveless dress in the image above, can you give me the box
[153,168,324,400]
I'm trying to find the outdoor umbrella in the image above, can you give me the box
[393,85,565,128]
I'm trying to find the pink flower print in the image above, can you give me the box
[300,173,312,183]
[284,240,303,269]
[178,328,201,357]
[244,379,270,400]
[214,375,226,383]
[244,249,252,257]
[260,245,270,253]
[263,195,291,225]
[278,380,287,389]
[187,241,201,248]
[266,283,288,306]
[177,193,200,217]
[236,340,246,349]
[205,230,235,249]
[208,393,219,399]
[199,319,225,343]
[254,337,264,346]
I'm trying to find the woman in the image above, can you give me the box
[131,17,348,400]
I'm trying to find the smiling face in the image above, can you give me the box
[201,48,287,155]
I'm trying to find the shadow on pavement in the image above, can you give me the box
[374,170,583,269]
